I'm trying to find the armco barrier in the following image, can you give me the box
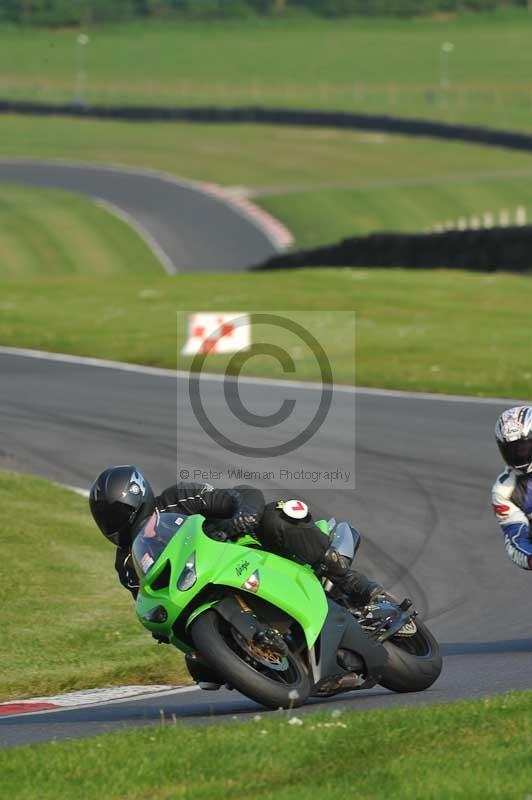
[4,99,532,154]
[252,226,532,272]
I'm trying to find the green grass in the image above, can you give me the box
[260,175,532,248]
[3,11,532,132]
[4,117,532,247]
[1,268,532,398]
[0,184,163,277]
[7,117,529,190]
[3,690,532,798]
[0,470,189,701]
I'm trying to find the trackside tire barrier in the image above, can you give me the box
[253,225,532,273]
[3,99,532,154]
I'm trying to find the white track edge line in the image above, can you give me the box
[0,345,520,404]
[93,198,177,275]
[61,483,89,497]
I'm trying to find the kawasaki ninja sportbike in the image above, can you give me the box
[133,512,442,709]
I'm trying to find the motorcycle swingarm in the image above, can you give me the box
[310,599,387,686]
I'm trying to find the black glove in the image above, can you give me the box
[115,550,140,598]
[318,546,351,578]
[204,503,260,541]
[230,503,261,536]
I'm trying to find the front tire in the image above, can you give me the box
[378,620,442,693]
[190,609,311,709]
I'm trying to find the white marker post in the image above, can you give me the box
[75,33,90,107]
[440,41,454,91]
[499,209,510,227]
[516,206,527,226]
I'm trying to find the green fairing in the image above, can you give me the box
[135,514,329,650]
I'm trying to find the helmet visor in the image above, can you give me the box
[498,438,532,470]
[91,500,137,544]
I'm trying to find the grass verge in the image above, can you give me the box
[0,470,189,701]
[2,11,532,132]
[3,117,532,248]
[0,184,162,277]
[0,268,532,398]
[2,691,532,798]
[260,174,532,249]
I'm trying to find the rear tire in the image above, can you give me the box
[190,609,310,709]
[378,621,442,693]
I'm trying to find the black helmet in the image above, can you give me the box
[89,465,155,546]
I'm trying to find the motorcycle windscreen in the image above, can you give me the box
[330,521,359,561]
[132,511,189,577]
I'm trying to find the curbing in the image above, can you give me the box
[0,685,198,718]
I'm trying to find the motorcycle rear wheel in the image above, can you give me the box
[378,620,442,693]
[190,609,310,709]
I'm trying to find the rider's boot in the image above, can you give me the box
[334,569,397,608]
[319,547,395,607]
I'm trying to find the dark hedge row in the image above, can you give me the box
[0,0,528,25]
[4,100,532,156]
[253,226,532,272]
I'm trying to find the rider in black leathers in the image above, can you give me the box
[89,466,384,607]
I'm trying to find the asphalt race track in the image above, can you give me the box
[0,160,279,272]
[1,349,532,748]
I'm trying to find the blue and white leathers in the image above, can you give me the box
[492,467,532,570]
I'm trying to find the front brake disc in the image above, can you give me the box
[231,629,289,672]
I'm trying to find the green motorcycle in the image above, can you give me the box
[133,511,442,709]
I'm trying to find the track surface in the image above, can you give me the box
[0,161,278,272]
[1,350,531,748]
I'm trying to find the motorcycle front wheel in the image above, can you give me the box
[378,620,442,693]
[190,609,310,709]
